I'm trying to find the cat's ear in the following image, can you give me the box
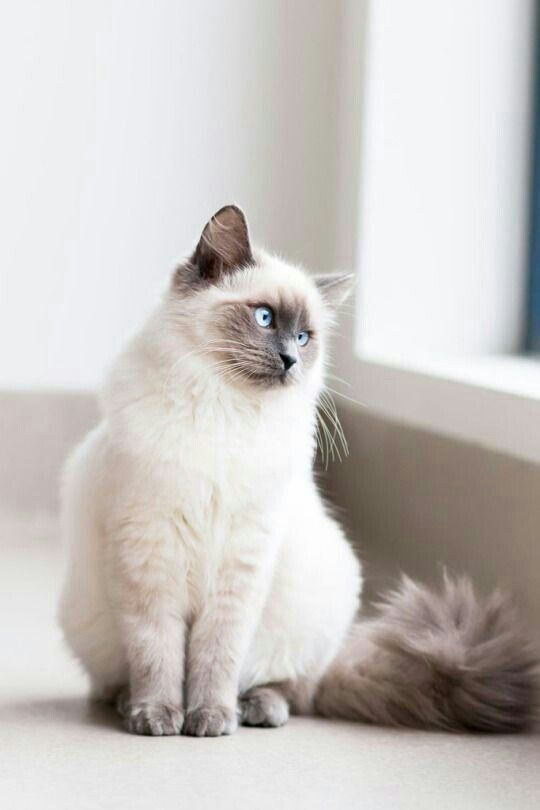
[314,273,355,309]
[191,205,253,282]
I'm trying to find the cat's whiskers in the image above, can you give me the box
[326,372,351,389]
[163,340,252,396]
[319,389,348,458]
[315,409,336,468]
[324,385,366,409]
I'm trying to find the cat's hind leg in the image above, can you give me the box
[59,427,128,704]
[239,683,290,728]
[59,571,128,703]
[239,491,362,727]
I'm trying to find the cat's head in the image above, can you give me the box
[166,205,352,392]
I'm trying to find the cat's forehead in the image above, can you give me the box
[223,252,321,315]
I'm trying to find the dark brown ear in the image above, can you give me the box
[314,273,355,308]
[191,205,253,282]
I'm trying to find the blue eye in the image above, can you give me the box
[297,331,310,347]
[255,306,273,328]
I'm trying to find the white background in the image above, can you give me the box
[0,0,535,401]
[0,0,365,389]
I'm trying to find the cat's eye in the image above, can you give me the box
[297,331,310,347]
[254,306,273,328]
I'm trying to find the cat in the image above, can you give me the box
[59,205,538,736]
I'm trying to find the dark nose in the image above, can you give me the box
[279,352,297,371]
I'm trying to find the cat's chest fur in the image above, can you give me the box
[110,376,314,525]
[104,378,313,609]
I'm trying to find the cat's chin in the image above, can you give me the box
[224,369,300,392]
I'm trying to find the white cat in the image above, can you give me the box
[59,206,537,736]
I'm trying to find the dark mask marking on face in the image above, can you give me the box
[210,292,318,389]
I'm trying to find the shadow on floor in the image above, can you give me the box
[0,695,124,733]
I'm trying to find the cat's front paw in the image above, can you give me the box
[121,701,184,736]
[183,705,238,737]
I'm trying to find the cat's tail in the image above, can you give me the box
[314,575,539,732]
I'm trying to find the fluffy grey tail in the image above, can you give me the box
[314,575,539,732]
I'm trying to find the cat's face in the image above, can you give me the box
[169,206,352,391]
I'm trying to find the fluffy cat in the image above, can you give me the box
[59,205,538,736]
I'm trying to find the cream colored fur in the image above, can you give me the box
[59,244,361,736]
[60,207,537,737]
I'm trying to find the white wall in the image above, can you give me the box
[0,0,364,389]
[354,0,536,366]
[4,1,532,394]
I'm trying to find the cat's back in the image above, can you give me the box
[61,419,112,533]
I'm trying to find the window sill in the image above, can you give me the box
[343,354,540,464]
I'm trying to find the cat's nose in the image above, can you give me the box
[279,352,297,371]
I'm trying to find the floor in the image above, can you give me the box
[1,513,539,810]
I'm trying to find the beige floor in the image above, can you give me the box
[1,513,539,810]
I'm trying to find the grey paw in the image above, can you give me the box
[183,705,238,737]
[120,700,184,736]
[240,687,290,728]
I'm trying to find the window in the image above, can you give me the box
[335,0,540,463]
